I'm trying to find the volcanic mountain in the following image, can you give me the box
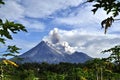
[18,41,92,63]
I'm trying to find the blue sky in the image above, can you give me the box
[0,0,120,58]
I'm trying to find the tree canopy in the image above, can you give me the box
[102,45,120,65]
[0,1,27,79]
[0,0,27,58]
[87,0,120,34]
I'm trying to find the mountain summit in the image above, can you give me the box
[18,41,92,63]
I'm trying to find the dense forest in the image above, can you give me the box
[0,58,120,80]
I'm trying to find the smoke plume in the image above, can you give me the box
[50,28,60,44]
[43,28,76,53]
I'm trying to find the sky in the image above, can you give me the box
[0,0,120,58]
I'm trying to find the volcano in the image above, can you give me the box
[18,41,92,63]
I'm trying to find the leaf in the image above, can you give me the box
[3,60,18,67]
[0,19,2,23]
[92,8,98,14]
[89,0,120,33]
[0,38,5,44]
[107,9,112,14]
[87,0,94,2]
[4,20,27,33]
[0,20,27,40]
[102,45,120,65]
[0,30,12,39]
[0,0,4,5]
[2,53,17,57]
[101,17,114,34]
[113,11,119,17]
[7,45,21,53]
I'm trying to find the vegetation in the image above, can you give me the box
[0,0,120,80]
[0,0,27,58]
[102,45,120,65]
[102,45,120,73]
[0,0,27,79]
[87,0,120,34]
[87,1,120,79]
[0,59,119,80]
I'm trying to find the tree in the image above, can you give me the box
[0,0,27,79]
[0,0,27,59]
[102,45,120,65]
[87,0,120,34]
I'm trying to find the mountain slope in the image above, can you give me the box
[18,41,92,63]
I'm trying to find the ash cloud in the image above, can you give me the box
[50,28,60,44]
[43,28,76,53]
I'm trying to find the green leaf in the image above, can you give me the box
[87,0,94,2]
[0,29,13,39]
[0,38,5,44]
[7,45,21,53]
[102,45,120,65]
[92,8,98,14]
[0,0,5,5]
[107,9,112,14]
[0,19,2,23]
[4,20,27,33]
[0,20,27,40]
[93,4,101,8]
[2,53,17,57]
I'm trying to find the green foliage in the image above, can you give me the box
[0,1,27,46]
[0,19,27,39]
[0,0,4,5]
[88,0,120,16]
[102,45,120,65]
[102,45,120,73]
[0,19,27,60]
[0,3,27,58]
[1,60,120,80]
[2,45,21,58]
[87,0,120,33]
[0,1,27,80]
[10,61,119,80]
[4,70,36,80]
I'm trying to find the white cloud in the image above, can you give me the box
[109,21,120,33]
[0,0,24,21]
[0,0,86,32]
[53,3,114,32]
[0,0,85,19]
[52,1,119,36]
[18,18,45,32]
[44,28,120,58]
[0,0,119,58]
[0,0,46,32]
[22,0,84,18]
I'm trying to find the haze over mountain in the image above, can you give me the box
[18,28,92,63]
